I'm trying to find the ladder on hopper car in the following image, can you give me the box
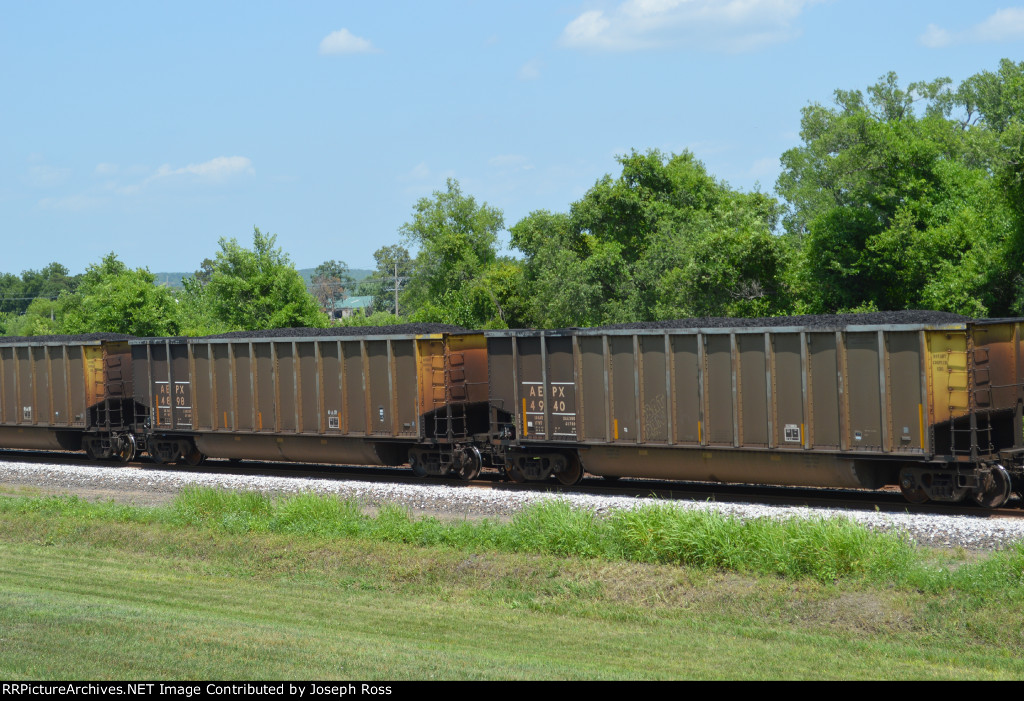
[432,348,470,444]
[947,331,1023,462]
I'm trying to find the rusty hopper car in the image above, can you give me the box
[0,334,138,459]
[127,327,493,476]
[486,313,1024,507]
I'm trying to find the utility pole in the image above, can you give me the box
[386,262,408,317]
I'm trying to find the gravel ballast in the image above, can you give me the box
[2,458,1023,551]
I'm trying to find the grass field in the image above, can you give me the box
[1,489,1023,680]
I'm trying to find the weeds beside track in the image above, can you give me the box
[2,489,1024,679]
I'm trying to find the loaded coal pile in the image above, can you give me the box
[0,332,137,344]
[593,310,971,332]
[200,323,469,340]
[0,312,976,344]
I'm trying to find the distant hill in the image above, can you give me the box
[152,272,194,287]
[155,268,376,289]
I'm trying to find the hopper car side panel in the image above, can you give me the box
[495,326,938,458]
[0,338,134,453]
[487,326,945,490]
[129,335,426,466]
[0,343,89,430]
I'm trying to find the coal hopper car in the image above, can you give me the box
[485,312,1024,507]
[126,326,493,475]
[0,334,138,460]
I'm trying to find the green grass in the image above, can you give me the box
[161,488,937,585]
[1,489,1023,679]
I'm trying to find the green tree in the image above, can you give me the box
[400,179,518,327]
[23,263,80,303]
[367,244,413,316]
[174,278,225,337]
[511,150,788,327]
[776,66,1022,316]
[401,179,503,303]
[203,227,328,331]
[509,210,605,327]
[311,260,353,316]
[58,253,181,336]
[956,59,1024,313]
[0,263,80,316]
[4,298,61,336]
[0,273,26,316]
[191,258,216,287]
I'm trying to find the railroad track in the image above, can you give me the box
[2,448,1022,520]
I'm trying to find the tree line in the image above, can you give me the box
[3,59,1023,337]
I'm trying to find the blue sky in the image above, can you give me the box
[3,1,1022,275]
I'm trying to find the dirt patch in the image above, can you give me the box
[0,481,179,508]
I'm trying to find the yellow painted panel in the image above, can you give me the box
[447,333,487,352]
[925,330,969,424]
[948,390,970,409]
[946,371,968,390]
[83,345,104,407]
[416,339,446,417]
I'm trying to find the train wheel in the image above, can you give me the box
[149,441,179,465]
[975,464,1012,509]
[555,454,584,486]
[113,434,136,463]
[84,438,111,461]
[899,472,929,504]
[180,447,206,467]
[453,446,482,481]
[410,453,428,477]
[505,466,526,483]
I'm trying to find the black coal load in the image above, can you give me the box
[0,332,136,344]
[200,323,469,340]
[585,310,972,333]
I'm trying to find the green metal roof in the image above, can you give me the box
[333,295,373,310]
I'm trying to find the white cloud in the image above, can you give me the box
[147,156,254,183]
[37,194,104,211]
[25,164,71,188]
[112,184,141,196]
[920,7,1024,47]
[406,162,433,181]
[517,59,542,80]
[682,139,733,156]
[319,28,378,55]
[563,10,618,48]
[488,154,535,172]
[974,7,1024,41]
[397,162,456,195]
[559,0,821,52]
[919,23,952,48]
[747,156,778,179]
[31,157,252,211]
